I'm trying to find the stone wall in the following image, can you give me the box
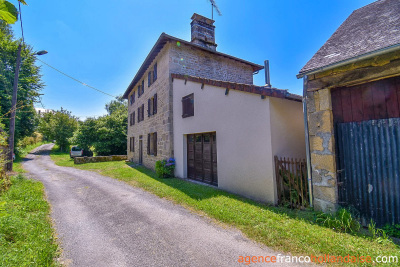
[126,40,258,171]
[127,43,173,170]
[74,155,127,164]
[306,88,338,212]
[169,42,254,85]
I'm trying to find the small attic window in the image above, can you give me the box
[182,93,194,118]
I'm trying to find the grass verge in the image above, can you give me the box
[51,146,400,265]
[0,175,59,266]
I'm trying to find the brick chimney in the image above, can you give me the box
[191,13,217,51]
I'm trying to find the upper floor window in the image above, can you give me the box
[182,93,194,118]
[138,85,141,98]
[153,63,157,83]
[147,62,157,88]
[141,80,144,95]
[130,91,135,105]
[147,93,158,117]
[130,111,135,126]
[137,104,145,123]
[148,71,152,87]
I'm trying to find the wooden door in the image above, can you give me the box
[187,132,217,186]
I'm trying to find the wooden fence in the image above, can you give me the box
[274,156,308,209]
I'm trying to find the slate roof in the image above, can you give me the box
[298,0,400,77]
[122,33,264,99]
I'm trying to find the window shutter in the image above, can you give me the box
[133,91,135,103]
[133,111,135,125]
[148,98,151,117]
[137,107,140,122]
[129,113,132,126]
[153,93,157,114]
[138,85,141,97]
[142,80,145,94]
[153,63,157,82]
[147,134,150,155]
[133,137,135,152]
[182,97,189,117]
[148,72,151,87]
[154,132,157,156]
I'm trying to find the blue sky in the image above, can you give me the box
[12,0,376,119]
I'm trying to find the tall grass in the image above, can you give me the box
[0,175,59,266]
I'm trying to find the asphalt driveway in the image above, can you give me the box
[23,144,296,267]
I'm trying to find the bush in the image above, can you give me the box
[382,224,400,238]
[17,132,43,149]
[315,208,360,234]
[155,158,175,178]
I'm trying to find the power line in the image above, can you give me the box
[15,4,116,100]
[36,58,118,99]
[18,1,24,43]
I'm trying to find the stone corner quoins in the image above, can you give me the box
[307,87,338,211]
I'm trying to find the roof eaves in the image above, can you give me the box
[297,43,400,79]
[122,33,169,99]
[171,73,302,102]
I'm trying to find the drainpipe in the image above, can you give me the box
[303,75,313,207]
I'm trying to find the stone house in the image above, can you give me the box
[298,0,400,225]
[123,13,305,203]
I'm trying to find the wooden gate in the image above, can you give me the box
[275,156,308,208]
[187,132,217,186]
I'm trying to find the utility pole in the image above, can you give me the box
[6,44,22,171]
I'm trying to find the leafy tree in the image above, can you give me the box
[73,98,127,156]
[0,0,27,24]
[38,108,78,151]
[0,106,10,192]
[93,106,127,156]
[0,22,43,147]
[72,117,97,151]
[105,97,125,115]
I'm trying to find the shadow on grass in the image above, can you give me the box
[125,162,317,224]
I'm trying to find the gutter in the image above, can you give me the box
[297,43,400,79]
[302,75,313,207]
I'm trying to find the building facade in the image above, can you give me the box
[124,13,305,203]
[298,0,400,225]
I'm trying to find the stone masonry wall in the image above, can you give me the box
[126,40,258,171]
[127,44,173,170]
[307,88,338,212]
[169,42,254,84]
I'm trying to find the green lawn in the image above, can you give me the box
[0,175,60,266]
[51,147,399,266]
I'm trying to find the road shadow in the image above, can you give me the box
[124,162,316,224]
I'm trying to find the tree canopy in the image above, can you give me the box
[0,22,43,147]
[73,98,127,156]
[38,108,78,151]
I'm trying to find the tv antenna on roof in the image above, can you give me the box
[208,0,222,19]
